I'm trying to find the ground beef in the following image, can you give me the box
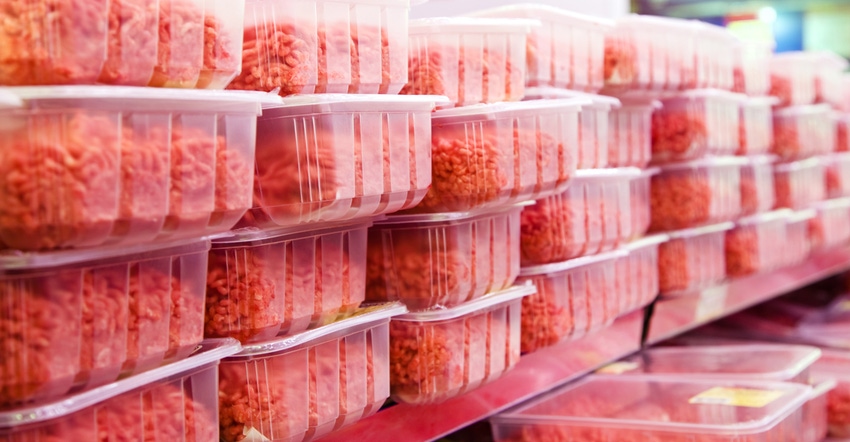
[196,6,240,89]
[659,233,725,295]
[773,117,804,160]
[838,119,849,152]
[773,163,825,210]
[519,275,584,354]
[520,189,592,265]
[147,0,204,88]
[740,162,775,216]
[725,227,761,277]
[826,156,850,198]
[603,38,637,86]
[651,108,707,163]
[770,74,792,107]
[827,382,850,437]
[630,174,652,239]
[650,172,712,232]
[98,0,158,86]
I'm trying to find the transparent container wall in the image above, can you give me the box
[218,320,391,441]
[740,160,776,216]
[603,21,649,91]
[738,99,774,156]
[810,202,850,251]
[773,106,835,161]
[230,0,409,95]
[619,241,661,315]
[734,41,772,96]
[206,223,368,343]
[651,163,743,232]
[837,114,850,152]
[630,172,652,240]
[609,104,653,168]
[812,351,850,438]
[774,161,826,210]
[826,154,850,199]
[785,214,813,267]
[0,242,209,408]
[803,387,830,442]
[771,59,816,107]
[389,297,523,404]
[659,229,727,295]
[0,364,220,441]
[195,0,247,89]
[241,103,432,229]
[725,215,788,277]
[652,93,738,164]
[366,208,521,311]
[577,105,610,169]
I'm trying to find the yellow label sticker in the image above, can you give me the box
[596,362,639,375]
[689,387,785,408]
[835,300,850,312]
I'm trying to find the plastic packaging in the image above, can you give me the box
[0,339,239,441]
[610,99,658,168]
[517,251,625,354]
[366,205,521,311]
[771,53,817,107]
[725,210,790,277]
[733,40,773,96]
[826,153,850,199]
[468,5,612,92]
[402,17,534,106]
[806,379,837,442]
[659,223,733,295]
[239,95,444,229]
[389,284,534,404]
[773,158,827,210]
[785,209,816,267]
[619,235,667,315]
[836,113,850,152]
[738,96,777,156]
[520,168,641,266]
[809,198,850,251]
[0,239,210,408]
[205,220,370,343]
[228,0,409,95]
[772,104,835,160]
[412,99,583,213]
[491,376,812,442]
[813,51,849,105]
[812,349,850,438]
[0,86,263,251]
[650,157,745,232]
[630,168,657,240]
[740,156,777,217]
[218,303,407,442]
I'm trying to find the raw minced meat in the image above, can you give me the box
[520,278,578,354]
[658,236,724,294]
[651,110,707,162]
[725,227,760,277]
[650,172,712,232]
[770,74,793,108]
[148,0,204,88]
[773,118,802,160]
[196,8,239,89]
[827,382,850,437]
[739,166,773,216]
[837,120,848,152]
[99,0,158,86]
[603,39,637,85]
[520,192,588,265]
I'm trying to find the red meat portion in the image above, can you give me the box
[148,0,204,88]
[520,193,587,265]
[650,173,712,232]
[520,278,576,354]
[838,121,848,152]
[773,118,802,160]
[725,227,759,277]
[770,74,792,108]
[732,67,745,93]
[651,110,707,162]
[828,382,850,437]
[196,10,239,89]
[99,0,158,86]
[603,38,637,85]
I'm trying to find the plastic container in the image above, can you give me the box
[0,339,239,441]
[812,349,850,438]
[366,205,521,311]
[228,0,409,95]
[517,250,625,354]
[603,15,653,91]
[785,209,816,268]
[654,17,700,91]
[412,99,584,213]
[826,153,850,198]
[771,53,817,107]
[773,104,835,160]
[520,168,641,266]
[630,168,657,240]
[725,210,790,278]
[0,239,210,408]
[402,17,534,106]
[809,198,850,251]
[836,113,850,152]
[740,155,777,216]
[659,222,733,296]
[467,5,613,92]
[619,234,667,315]
[206,220,370,343]
[813,51,849,105]
[738,96,777,156]
[733,40,773,96]
[491,376,813,442]
[218,303,407,442]
[239,95,445,229]
[806,380,837,442]
[773,158,827,210]
[651,90,743,163]
[0,86,263,251]
[389,284,534,404]
[650,157,745,232]
[693,22,738,91]
[609,99,658,168]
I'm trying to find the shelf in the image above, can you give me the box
[646,246,850,345]
[319,310,645,442]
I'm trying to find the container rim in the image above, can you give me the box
[393,284,536,322]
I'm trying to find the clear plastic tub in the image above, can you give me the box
[826,153,850,199]
[774,158,827,210]
[771,53,817,107]
[651,90,743,163]
[0,239,210,408]
[619,234,667,315]
[402,17,534,107]
[785,209,816,268]
[630,168,658,241]
[603,16,652,91]
[733,40,773,96]
[740,155,777,217]
[738,96,777,156]
[773,104,835,160]
[659,222,733,296]
[813,51,848,105]
[520,168,641,266]
[389,284,534,404]
[228,0,409,95]
[809,198,850,251]
[836,113,850,152]
[694,22,737,91]
[650,157,745,232]
[467,5,613,93]
[0,339,239,441]
[411,99,583,213]
[218,303,407,442]
[725,210,790,277]
[806,380,837,442]
[653,17,700,91]
[206,220,370,343]
[238,95,444,229]
[610,99,658,168]
[491,376,812,442]
[366,205,521,311]
[0,86,263,251]
[812,349,850,438]
[517,250,625,354]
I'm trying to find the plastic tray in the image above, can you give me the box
[389,284,534,404]
[239,95,445,229]
[630,168,658,240]
[655,17,701,91]
[810,198,850,251]
[468,5,613,92]
[491,376,812,442]
[0,238,210,408]
[785,209,816,268]
[837,113,850,152]
[698,22,738,91]
[733,40,773,96]
[738,96,777,156]
[773,104,835,160]
[813,51,848,105]
[412,99,584,213]
[517,250,626,354]
[740,156,777,216]
[650,157,745,232]
[771,53,817,107]
[774,158,827,210]
[619,235,667,315]
[0,86,264,251]
[520,168,641,266]
[0,339,239,440]
[218,303,407,442]
[659,223,733,296]
[726,210,790,278]
[228,0,409,95]
[651,90,743,163]
[609,99,658,168]
[366,205,521,311]
[806,379,838,442]
[826,153,850,199]
[402,17,534,106]
[812,350,850,438]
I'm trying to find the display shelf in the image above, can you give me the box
[319,310,645,442]
[646,245,850,344]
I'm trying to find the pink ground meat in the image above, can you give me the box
[725,227,760,277]
[604,39,637,85]
[650,172,713,232]
[99,0,158,86]
[651,110,707,163]
[828,382,850,437]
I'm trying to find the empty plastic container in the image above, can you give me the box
[809,198,850,251]
[389,284,534,404]
[218,303,407,442]
[774,158,827,210]
[366,205,521,311]
[740,155,777,217]
[659,222,733,296]
[738,96,777,156]
[773,104,835,160]
[0,238,210,408]
[812,349,850,438]
[733,40,773,96]
[609,99,658,168]
[771,52,817,107]
[826,153,850,198]
[619,234,667,315]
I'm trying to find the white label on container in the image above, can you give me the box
[695,285,728,323]
[243,428,272,442]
